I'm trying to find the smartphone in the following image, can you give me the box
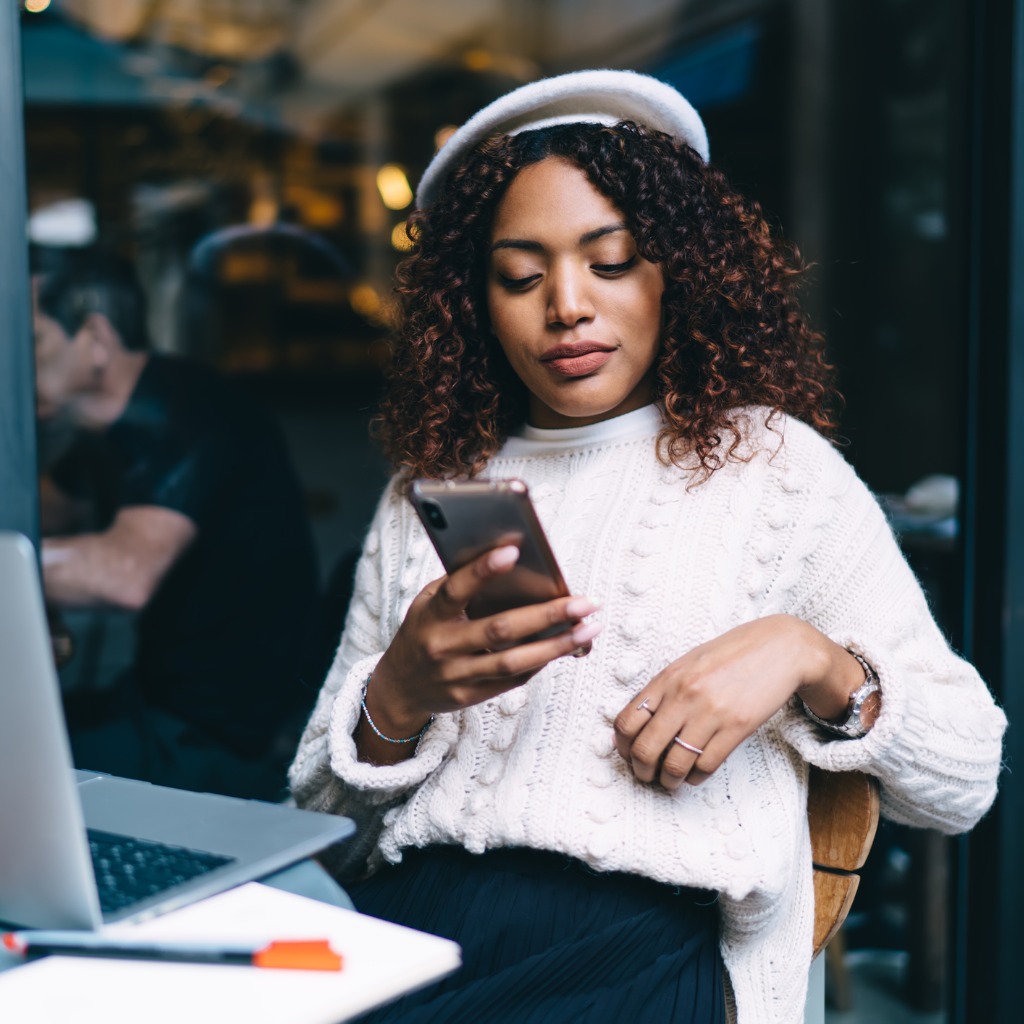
[408,478,571,637]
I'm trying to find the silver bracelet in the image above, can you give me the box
[360,676,433,744]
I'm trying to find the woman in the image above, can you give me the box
[289,71,1005,1024]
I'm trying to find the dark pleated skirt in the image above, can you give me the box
[346,846,725,1024]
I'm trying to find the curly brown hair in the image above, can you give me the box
[375,121,840,480]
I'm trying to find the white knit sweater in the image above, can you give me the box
[289,404,1006,1024]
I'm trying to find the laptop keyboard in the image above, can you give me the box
[87,828,235,914]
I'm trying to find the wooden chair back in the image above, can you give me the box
[808,766,880,958]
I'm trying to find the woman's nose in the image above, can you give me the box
[546,267,594,328]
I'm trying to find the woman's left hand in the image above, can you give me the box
[613,614,865,791]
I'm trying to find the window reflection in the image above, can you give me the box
[33,248,322,800]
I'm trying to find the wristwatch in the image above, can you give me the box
[800,651,881,739]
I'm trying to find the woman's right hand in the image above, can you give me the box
[357,545,601,763]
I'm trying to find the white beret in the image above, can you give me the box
[415,69,709,209]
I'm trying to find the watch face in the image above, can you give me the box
[846,681,881,736]
[857,688,882,729]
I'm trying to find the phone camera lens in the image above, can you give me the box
[423,501,447,530]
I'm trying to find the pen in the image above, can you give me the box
[1,931,343,971]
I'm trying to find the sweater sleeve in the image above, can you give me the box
[287,478,458,878]
[768,423,1006,835]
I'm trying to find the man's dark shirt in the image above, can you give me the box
[52,356,320,757]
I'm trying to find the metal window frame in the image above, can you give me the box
[957,0,1024,1021]
[0,4,38,548]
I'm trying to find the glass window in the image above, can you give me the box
[7,1,995,1016]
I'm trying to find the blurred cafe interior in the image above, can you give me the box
[2,2,1022,1022]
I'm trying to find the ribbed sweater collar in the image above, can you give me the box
[500,404,663,457]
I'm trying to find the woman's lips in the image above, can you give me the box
[541,344,614,378]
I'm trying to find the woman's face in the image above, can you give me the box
[486,157,665,429]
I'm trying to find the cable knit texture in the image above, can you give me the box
[289,404,1006,1024]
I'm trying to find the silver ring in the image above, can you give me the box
[636,697,654,714]
[673,737,704,756]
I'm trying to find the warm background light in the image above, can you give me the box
[350,284,383,318]
[391,221,415,252]
[25,0,52,13]
[462,49,494,72]
[376,164,413,211]
[434,124,458,151]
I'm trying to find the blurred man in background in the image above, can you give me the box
[33,250,321,800]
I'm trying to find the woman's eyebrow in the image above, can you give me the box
[490,238,543,254]
[579,223,629,245]
[489,223,629,254]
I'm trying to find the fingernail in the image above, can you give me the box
[571,620,602,646]
[565,597,599,618]
[487,545,519,570]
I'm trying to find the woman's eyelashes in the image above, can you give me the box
[497,271,542,290]
[495,254,638,290]
[592,255,638,275]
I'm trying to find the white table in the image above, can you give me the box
[0,881,461,1024]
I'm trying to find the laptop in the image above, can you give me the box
[0,531,354,931]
